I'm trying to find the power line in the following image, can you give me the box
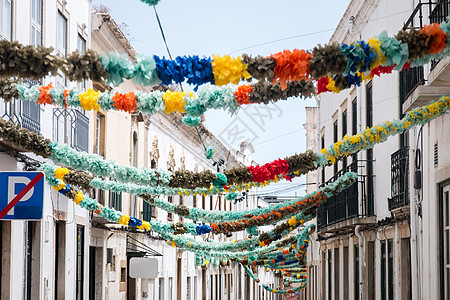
[227,9,413,55]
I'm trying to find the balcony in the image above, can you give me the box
[317,160,376,234]
[388,147,410,213]
[401,1,450,113]
[1,79,41,134]
[53,108,89,152]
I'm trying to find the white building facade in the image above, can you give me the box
[0,0,92,299]
[89,11,279,300]
[307,1,450,300]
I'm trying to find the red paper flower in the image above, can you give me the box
[317,76,330,94]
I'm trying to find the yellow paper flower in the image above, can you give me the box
[54,167,70,180]
[211,55,251,86]
[74,191,84,205]
[368,37,386,67]
[119,215,130,225]
[79,89,101,111]
[137,221,151,231]
[325,76,342,93]
[53,182,66,191]
[356,70,373,82]
[163,91,192,114]
[288,216,298,227]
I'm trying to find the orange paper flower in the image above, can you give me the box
[234,84,253,105]
[112,92,137,113]
[419,23,447,54]
[37,83,53,105]
[271,49,312,90]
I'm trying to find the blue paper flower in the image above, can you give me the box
[128,217,143,228]
[196,224,212,235]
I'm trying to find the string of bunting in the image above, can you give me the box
[0,78,314,121]
[1,20,450,96]
[0,96,448,194]
[43,164,320,254]
[40,161,356,224]
[238,232,310,294]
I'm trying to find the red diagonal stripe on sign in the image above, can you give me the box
[0,172,44,219]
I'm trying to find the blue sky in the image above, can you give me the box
[93,0,351,196]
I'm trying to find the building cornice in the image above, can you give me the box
[330,0,381,44]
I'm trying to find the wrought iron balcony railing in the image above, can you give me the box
[53,108,89,152]
[317,160,374,230]
[388,147,410,211]
[1,79,41,133]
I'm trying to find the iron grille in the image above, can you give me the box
[399,66,424,107]
[1,79,41,133]
[317,160,373,230]
[388,147,410,210]
[53,108,89,152]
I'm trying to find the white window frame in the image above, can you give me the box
[30,0,42,47]
[56,10,68,89]
[0,0,13,41]
[76,34,86,90]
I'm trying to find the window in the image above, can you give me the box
[76,225,84,300]
[333,120,338,175]
[210,195,213,210]
[202,195,205,209]
[31,0,42,46]
[179,196,184,221]
[94,112,105,155]
[53,108,89,152]
[143,200,152,222]
[56,11,68,89]
[342,110,347,170]
[441,184,450,299]
[328,250,332,300]
[109,191,122,212]
[343,247,349,299]
[388,239,394,300]
[381,240,386,300]
[381,239,394,300]
[352,98,358,163]
[159,278,165,300]
[167,196,173,221]
[150,159,156,169]
[366,82,374,215]
[0,0,12,41]
[354,245,359,300]
[187,277,191,300]
[334,248,339,299]
[193,195,197,208]
[169,277,173,300]
[77,34,86,90]
[321,135,325,184]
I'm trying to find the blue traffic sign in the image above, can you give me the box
[0,172,44,220]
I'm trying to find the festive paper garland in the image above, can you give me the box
[5,78,314,119]
[45,163,323,255]
[45,165,356,245]
[1,97,449,194]
[2,20,450,94]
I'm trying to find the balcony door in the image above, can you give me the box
[440,182,450,300]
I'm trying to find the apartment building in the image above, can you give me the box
[307,1,450,300]
[0,0,92,299]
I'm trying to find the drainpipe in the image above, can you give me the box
[355,225,364,300]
